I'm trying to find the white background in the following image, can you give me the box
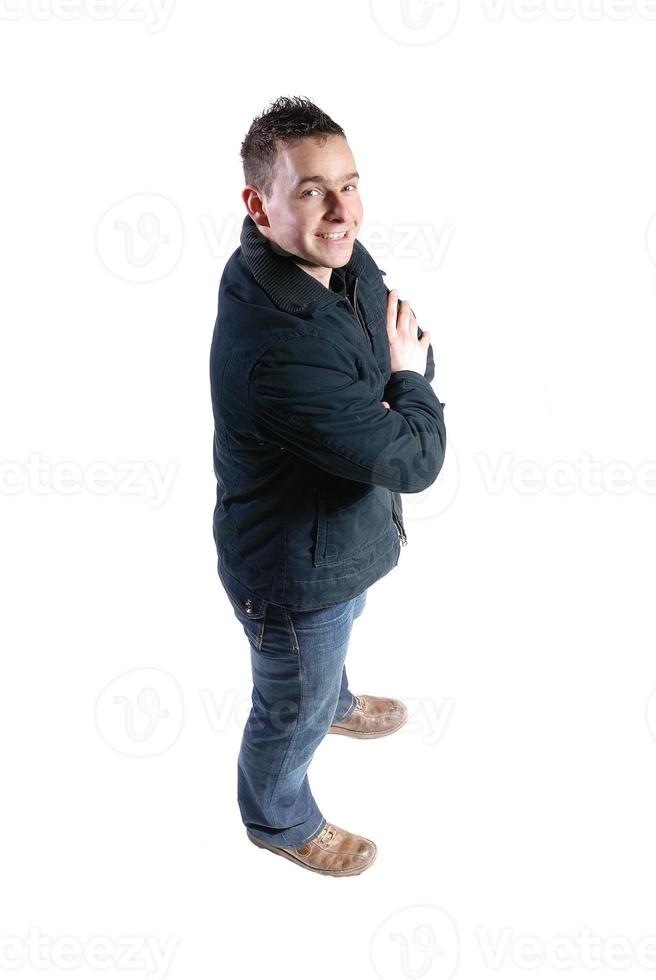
[2,1,656,978]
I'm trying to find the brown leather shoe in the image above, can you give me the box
[328,694,408,739]
[246,822,377,876]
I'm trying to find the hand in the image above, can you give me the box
[386,289,431,375]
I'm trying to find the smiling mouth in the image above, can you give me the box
[316,229,351,242]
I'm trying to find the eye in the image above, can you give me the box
[302,183,359,198]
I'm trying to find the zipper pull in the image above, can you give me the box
[392,510,408,546]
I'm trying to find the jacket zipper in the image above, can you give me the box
[348,279,405,544]
[347,276,370,346]
[391,498,408,546]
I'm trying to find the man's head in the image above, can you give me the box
[240,96,363,288]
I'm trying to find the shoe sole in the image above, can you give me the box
[328,713,408,739]
[246,831,377,876]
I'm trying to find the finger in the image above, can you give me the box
[397,298,412,335]
[381,400,390,409]
[386,289,399,339]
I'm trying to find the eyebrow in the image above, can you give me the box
[295,171,360,189]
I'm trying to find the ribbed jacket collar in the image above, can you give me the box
[239,213,366,318]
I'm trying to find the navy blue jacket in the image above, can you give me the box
[209,214,447,610]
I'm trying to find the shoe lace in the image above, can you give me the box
[355,695,367,712]
[318,823,335,844]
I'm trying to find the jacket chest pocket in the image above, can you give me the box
[313,485,391,567]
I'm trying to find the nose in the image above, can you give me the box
[323,191,350,222]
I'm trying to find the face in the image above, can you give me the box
[243,134,363,288]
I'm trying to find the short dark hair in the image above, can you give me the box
[240,95,345,200]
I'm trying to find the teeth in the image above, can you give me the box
[320,231,347,239]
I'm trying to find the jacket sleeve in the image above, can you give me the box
[248,335,446,493]
[381,283,435,385]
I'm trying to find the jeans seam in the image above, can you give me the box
[265,610,302,813]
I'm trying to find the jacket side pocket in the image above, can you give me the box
[313,488,327,567]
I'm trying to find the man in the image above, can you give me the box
[209,95,447,876]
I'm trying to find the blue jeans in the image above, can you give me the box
[217,555,367,848]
